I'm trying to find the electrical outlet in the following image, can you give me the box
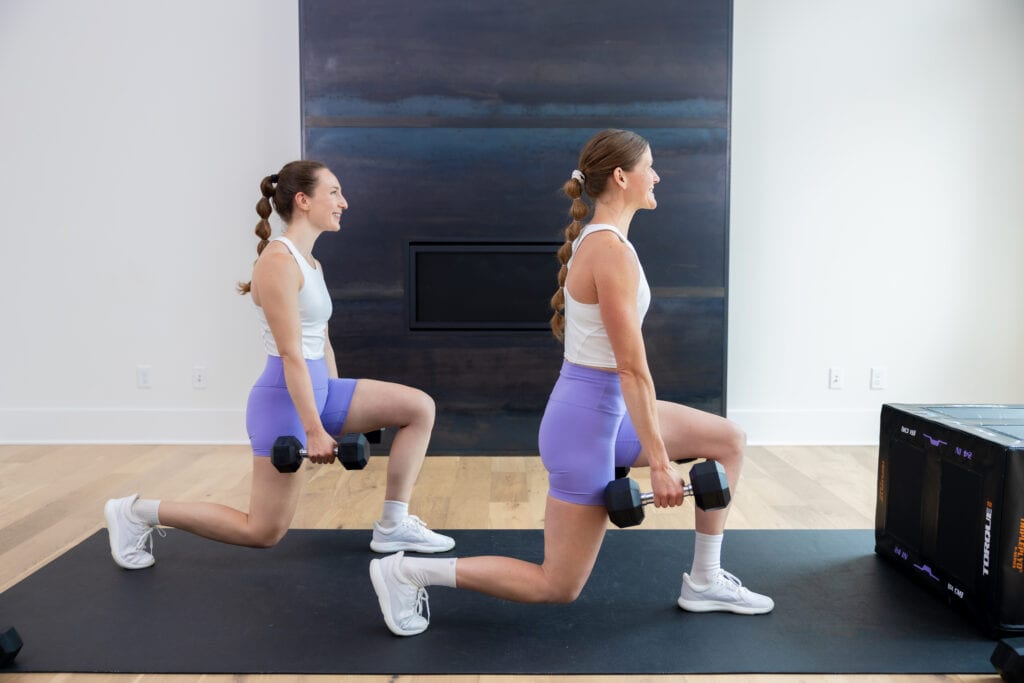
[192,365,208,390]
[870,366,887,390]
[828,366,844,390]
[136,365,152,389]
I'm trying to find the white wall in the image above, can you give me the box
[0,0,300,442]
[728,0,1024,443]
[0,0,1021,445]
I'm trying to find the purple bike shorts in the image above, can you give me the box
[538,360,643,505]
[245,355,358,456]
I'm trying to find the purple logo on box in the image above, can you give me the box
[922,434,947,448]
[913,563,940,581]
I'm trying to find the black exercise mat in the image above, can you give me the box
[0,529,998,674]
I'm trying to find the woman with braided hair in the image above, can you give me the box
[103,160,454,569]
[369,130,772,637]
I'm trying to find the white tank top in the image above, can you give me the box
[563,224,651,369]
[254,236,333,359]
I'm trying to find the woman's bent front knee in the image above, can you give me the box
[413,389,436,425]
[722,421,747,460]
[392,386,435,428]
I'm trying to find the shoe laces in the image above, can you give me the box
[713,569,745,592]
[399,515,430,535]
[135,526,166,554]
[393,563,430,628]
[409,586,430,625]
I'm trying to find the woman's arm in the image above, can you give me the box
[590,238,684,508]
[252,249,336,462]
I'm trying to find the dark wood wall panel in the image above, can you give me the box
[300,0,732,453]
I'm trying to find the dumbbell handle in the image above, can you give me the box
[295,445,338,458]
[297,429,382,457]
[638,482,694,506]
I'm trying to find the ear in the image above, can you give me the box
[294,191,312,211]
[613,167,628,189]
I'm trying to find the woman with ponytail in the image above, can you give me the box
[104,160,454,571]
[369,130,772,637]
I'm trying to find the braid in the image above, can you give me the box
[549,174,591,340]
[236,175,277,295]
[254,175,275,256]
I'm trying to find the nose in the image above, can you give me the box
[338,194,349,209]
[653,170,660,184]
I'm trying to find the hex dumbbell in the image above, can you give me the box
[271,432,370,472]
[0,626,22,667]
[604,460,731,528]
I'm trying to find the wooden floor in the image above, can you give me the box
[0,444,998,683]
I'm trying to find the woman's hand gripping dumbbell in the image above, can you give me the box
[603,460,731,528]
[271,432,371,472]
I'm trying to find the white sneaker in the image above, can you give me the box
[104,494,162,570]
[369,552,430,636]
[370,515,455,553]
[677,569,775,615]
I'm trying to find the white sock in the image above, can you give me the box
[131,498,161,526]
[689,531,723,585]
[398,555,457,588]
[379,500,409,528]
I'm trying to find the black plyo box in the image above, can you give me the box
[875,404,1024,636]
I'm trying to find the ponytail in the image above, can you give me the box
[549,173,591,340]
[237,175,277,295]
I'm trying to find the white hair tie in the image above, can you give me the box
[571,169,585,185]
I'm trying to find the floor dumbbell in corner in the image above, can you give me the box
[0,626,22,668]
[604,460,731,528]
[271,432,373,472]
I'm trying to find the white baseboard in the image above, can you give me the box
[0,408,249,444]
[727,408,881,446]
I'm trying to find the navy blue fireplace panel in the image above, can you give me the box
[300,0,732,453]
[409,243,561,331]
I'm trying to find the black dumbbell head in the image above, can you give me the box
[604,477,645,528]
[688,460,731,511]
[271,436,304,473]
[338,433,369,470]
[992,637,1024,683]
[0,626,23,667]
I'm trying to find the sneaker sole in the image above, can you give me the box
[103,500,154,570]
[369,559,428,636]
[677,596,773,615]
[370,539,455,554]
